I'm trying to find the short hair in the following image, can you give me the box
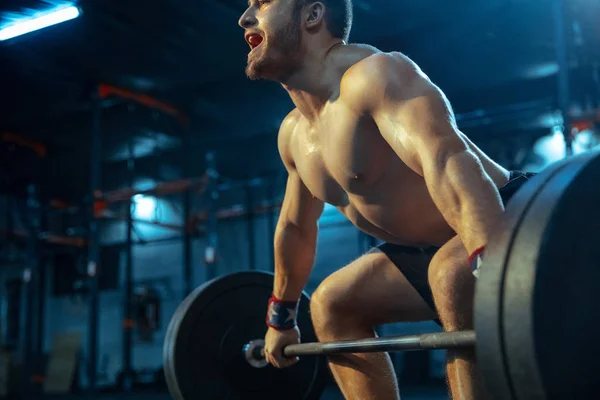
[297,0,353,42]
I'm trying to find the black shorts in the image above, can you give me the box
[377,171,536,323]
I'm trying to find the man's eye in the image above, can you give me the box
[258,0,270,6]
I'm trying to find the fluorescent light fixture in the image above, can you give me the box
[0,5,80,41]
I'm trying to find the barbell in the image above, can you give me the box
[163,149,600,400]
[242,330,477,369]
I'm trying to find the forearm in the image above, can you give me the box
[272,221,318,301]
[427,150,504,254]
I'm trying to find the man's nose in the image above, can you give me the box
[238,8,258,29]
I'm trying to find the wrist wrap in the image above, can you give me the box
[469,245,486,278]
[266,294,299,331]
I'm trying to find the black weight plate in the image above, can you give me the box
[475,157,570,400]
[163,271,327,400]
[503,149,600,400]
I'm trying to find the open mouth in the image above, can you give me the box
[245,33,264,52]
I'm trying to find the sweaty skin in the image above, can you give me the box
[280,47,508,250]
[282,47,504,399]
[239,1,506,398]
[280,54,508,247]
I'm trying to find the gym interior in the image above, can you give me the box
[0,0,599,399]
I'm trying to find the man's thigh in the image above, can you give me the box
[315,244,438,326]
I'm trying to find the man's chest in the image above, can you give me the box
[290,108,400,200]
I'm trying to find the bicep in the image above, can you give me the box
[279,171,324,230]
[276,110,324,230]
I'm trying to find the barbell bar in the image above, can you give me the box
[243,330,476,368]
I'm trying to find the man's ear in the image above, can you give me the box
[304,2,325,31]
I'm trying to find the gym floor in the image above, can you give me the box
[39,385,449,400]
[322,386,449,400]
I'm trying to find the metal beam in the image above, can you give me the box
[86,87,102,393]
[552,0,573,155]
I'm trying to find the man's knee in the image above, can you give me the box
[428,256,469,298]
[428,237,475,330]
[310,280,349,333]
[428,237,471,296]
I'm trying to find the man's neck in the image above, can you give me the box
[281,40,345,124]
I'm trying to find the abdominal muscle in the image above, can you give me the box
[330,173,457,248]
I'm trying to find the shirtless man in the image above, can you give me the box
[238,1,532,399]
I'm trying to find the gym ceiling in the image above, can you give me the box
[0,0,598,200]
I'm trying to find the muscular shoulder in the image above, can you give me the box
[277,108,301,170]
[339,52,432,113]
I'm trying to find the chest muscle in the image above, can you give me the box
[292,106,395,202]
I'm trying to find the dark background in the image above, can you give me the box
[0,0,599,398]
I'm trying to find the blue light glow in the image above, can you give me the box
[133,195,156,220]
[318,203,348,226]
[523,62,560,79]
[534,127,567,162]
[0,5,80,41]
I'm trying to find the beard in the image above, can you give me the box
[245,16,303,81]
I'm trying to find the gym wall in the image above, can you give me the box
[0,190,443,388]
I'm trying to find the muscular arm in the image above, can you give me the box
[273,110,324,301]
[344,54,503,255]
